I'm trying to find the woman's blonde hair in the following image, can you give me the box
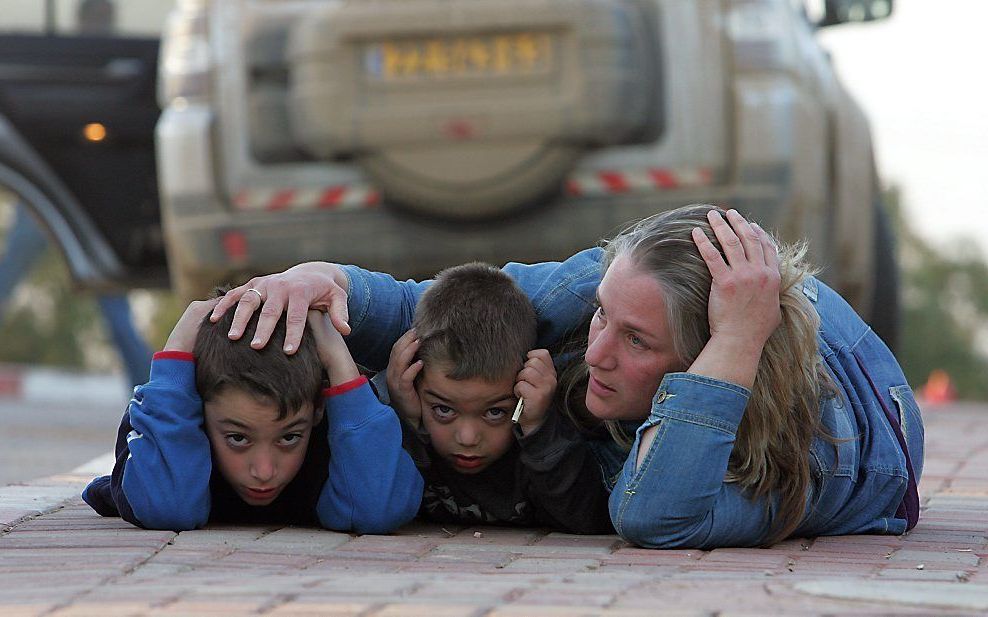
[561,203,834,545]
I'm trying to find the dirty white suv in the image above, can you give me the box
[157,0,898,344]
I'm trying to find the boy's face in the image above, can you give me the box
[204,388,323,506]
[416,363,517,474]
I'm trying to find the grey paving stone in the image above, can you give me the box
[167,526,273,549]
[889,549,982,566]
[878,568,971,581]
[251,527,351,553]
[431,542,614,556]
[498,557,601,573]
[793,580,988,611]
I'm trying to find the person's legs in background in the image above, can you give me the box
[0,203,49,316]
[1,203,152,389]
[95,294,152,389]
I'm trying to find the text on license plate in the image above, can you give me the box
[364,32,554,80]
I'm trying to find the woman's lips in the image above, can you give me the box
[452,455,485,469]
[588,373,616,396]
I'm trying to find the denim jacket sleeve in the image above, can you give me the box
[500,248,603,346]
[609,373,776,549]
[341,248,603,370]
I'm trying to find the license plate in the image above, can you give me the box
[364,32,554,81]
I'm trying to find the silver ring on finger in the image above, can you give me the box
[244,288,264,303]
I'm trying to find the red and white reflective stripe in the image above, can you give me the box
[231,167,712,210]
[564,168,713,197]
[232,185,381,211]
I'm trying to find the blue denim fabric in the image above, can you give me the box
[341,248,923,548]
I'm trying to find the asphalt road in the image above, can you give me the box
[0,382,128,486]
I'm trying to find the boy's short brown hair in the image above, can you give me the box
[194,291,323,418]
[413,262,536,381]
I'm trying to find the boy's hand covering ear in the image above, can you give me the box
[163,298,221,353]
[307,309,360,386]
[514,349,557,436]
[386,329,424,429]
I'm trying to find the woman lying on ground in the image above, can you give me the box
[211,204,924,549]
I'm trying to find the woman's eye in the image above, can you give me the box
[280,433,303,447]
[431,405,456,420]
[225,434,249,448]
[594,305,605,320]
[628,333,648,349]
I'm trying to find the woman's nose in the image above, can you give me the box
[585,325,617,370]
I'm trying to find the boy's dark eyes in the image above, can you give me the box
[223,433,303,447]
[431,405,456,420]
[225,433,249,447]
[279,433,303,446]
[281,433,305,446]
[484,408,509,422]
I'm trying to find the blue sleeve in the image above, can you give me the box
[500,247,603,347]
[341,266,429,371]
[341,247,603,370]
[316,378,424,533]
[609,373,775,549]
[112,356,212,530]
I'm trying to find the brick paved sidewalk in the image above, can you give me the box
[2,404,986,616]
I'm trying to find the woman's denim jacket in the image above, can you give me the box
[341,248,924,549]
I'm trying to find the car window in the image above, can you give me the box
[0,0,173,38]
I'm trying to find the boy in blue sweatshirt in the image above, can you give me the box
[82,293,423,532]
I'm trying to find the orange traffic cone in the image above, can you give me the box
[919,369,957,404]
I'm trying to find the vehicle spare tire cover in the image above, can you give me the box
[287,0,658,221]
[359,141,581,220]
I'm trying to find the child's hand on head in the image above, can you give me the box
[163,298,221,353]
[514,349,557,436]
[386,329,424,429]
[307,309,359,386]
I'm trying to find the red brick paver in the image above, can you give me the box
[1,403,986,615]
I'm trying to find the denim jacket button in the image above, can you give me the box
[654,390,667,404]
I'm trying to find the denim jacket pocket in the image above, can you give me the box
[819,399,859,480]
[889,384,925,481]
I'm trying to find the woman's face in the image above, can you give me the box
[584,254,686,422]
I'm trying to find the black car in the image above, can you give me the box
[0,0,169,291]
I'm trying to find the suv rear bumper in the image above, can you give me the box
[162,188,753,299]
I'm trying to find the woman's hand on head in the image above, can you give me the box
[163,298,221,353]
[688,209,781,388]
[209,262,351,354]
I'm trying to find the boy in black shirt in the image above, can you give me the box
[381,262,613,533]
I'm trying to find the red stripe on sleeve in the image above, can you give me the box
[153,351,195,362]
[324,375,369,397]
